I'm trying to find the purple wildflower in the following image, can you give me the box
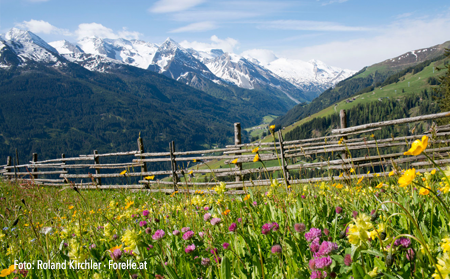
[352,211,358,218]
[305,228,322,242]
[294,223,306,233]
[181,227,190,233]
[111,249,122,261]
[271,244,282,254]
[204,206,209,211]
[323,228,330,236]
[301,195,306,199]
[310,238,320,253]
[199,232,205,238]
[335,206,343,214]
[142,210,149,217]
[172,230,180,236]
[113,234,118,240]
[185,244,196,254]
[316,241,338,257]
[139,221,147,227]
[262,223,273,235]
[344,254,352,266]
[152,229,165,240]
[271,222,279,232]
[223,242,230,250]
[253,201,257,206]
[229,223,237,232]
[210,218,221,225]
[203,213,211,221]
[182,231,195,240]
[210,248,218,255]
[394,237,411,248]
[314,256,332,269]
[201,258,210,266]
[131,274,138,279]
[309,258,316,270]
[310,270,327,279]
[237,218,242,223]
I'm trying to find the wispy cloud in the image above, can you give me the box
[169,21,217,33]
[280,12,450,70]
[396,12,413,19]
[259,20,371,32]
[149,0,206,13]
[16,20,72,35]
[180,35,239,53]
[172,10,260,22]
[75,23,142,40]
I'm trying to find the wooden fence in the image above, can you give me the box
[2,110,450,195]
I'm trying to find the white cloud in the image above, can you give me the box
[259,20,370,32]
[75,23,142,40]
[150,0,205,13]
[169,21,216,33]
[118,28,142,40]
[16,19,72,35]
[180,35,239,53]
[280,13,450,70]
[241,49,277,64]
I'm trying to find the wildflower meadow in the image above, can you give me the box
[1,135,450,279]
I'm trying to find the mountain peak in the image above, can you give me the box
[4,28,57,54]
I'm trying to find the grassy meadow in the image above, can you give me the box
[1,136,450,279]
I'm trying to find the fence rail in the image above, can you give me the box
[2,110,450,194]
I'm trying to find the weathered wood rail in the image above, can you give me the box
[2,111,450,194]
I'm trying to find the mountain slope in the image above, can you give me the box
[271,40,450,129]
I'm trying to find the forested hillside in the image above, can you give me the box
[0,61,290,163]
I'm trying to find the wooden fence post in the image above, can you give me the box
[277,130,290,191]
[340,109,348,160]
[93,150,102,186]
[32,153,38,179]
[137,135,148,176]
[169,141,178,192]
[234,123,243,188]
[6,156,11,180]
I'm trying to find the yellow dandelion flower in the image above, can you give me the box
[375,183,383,189]
[350,168,355,173]
[231,158,238,164]
[338,137,344,145]
[253,154,260,162]
[398,168,416,188]
[370,134,375,138]
[357,176,364,184]
[431,169,437,175]
[243,194,250,201]
[339,173,343,178]
[223,209,231,216]
[389,170,395,177]
[0,265,15,277]
[120,170,127,175]
[144,175,155,180]
[189,170,193,175]
[404,136,428,156]
[269,125,275,130]
[335,184,344,189]
[252,147,259,153]
[193,159,197,162]
[419,188,430,195]
[68,205,74,210]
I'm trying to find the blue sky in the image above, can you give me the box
[1,0,450,70]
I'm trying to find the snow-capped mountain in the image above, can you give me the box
[49,40,84,54]
[244,55,355,95]
[149,38,219,85]
[0,28,356,103]
[190,49,308,103]
[0,28,61,66]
